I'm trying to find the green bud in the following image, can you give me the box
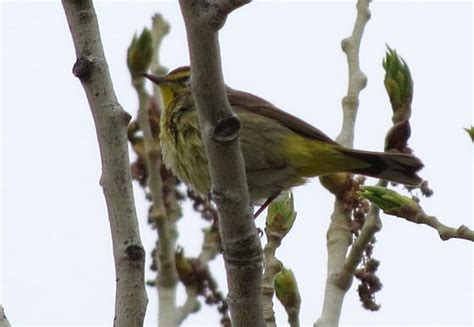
[127,28,153,78]
[266,192,296,236]
[358,186,421,218]
[464,126,474,142]
[274,267,301,312]
[383,46,413,123]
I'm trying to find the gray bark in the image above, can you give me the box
[62,1,148,325]
[178,1,265,326]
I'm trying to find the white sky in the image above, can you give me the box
[1,1,473,326]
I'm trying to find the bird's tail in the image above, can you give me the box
[338,148,424,186]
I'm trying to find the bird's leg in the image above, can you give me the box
[253,193,279,219]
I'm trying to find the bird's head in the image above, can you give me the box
[143,66,191,109]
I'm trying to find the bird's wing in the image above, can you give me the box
[226,87,338,145]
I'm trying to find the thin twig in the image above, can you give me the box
[150,14,170,94]
[62,1,148,325]
[413,216,474,241]
[177,287,200,324]
[336,0,371,148]
[387,207,474,242]
[130,15,181,326]
[344,180,385,275]
[177,225,224,323]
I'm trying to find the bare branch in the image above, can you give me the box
[177,225,225,323]
[150,13,170,97]
[178,0,265,326]
[61,1,147,325]
[316,201,353,327]
[387,207,474,242]
[336,0,371,148]
[316,1,372,326]
[359,185,474,242]
[128,16,182,326]
[0,306,11,327]
[177,287,200,324]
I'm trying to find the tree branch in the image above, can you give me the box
[128,16,182,326]
[177,225,224,324]
[316,1,371,326]
[0,306,11,327]
[150,14,170,94]
[316,201,353,327]
[382,200,474,242]
[336,0,371,148]
[359,185,474,243]
[178,1,265,326]
[176,287,200,324]
[61,1,148,325]
[406,213,474,242]
[344,181,385,279]
[262,233,283,327]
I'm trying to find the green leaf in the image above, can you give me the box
[127,28,153,78]
[464,126,474,142]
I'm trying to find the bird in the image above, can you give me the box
[143,66,423,214]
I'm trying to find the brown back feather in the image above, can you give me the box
[226,87,337,145]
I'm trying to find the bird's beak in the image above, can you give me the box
[142,73,168,85]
